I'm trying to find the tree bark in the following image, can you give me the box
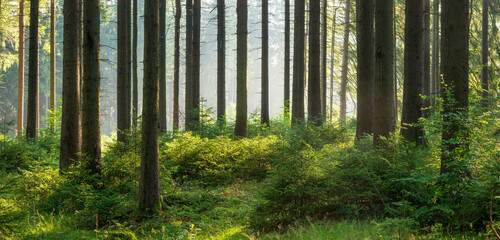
[440,0,469,174]
[185,0,193,130]
[82,0,102,175]
[173,0,180,130]
[284,0,290,117]
[118,0,128,142]
[235,0,248,137]
[27,0,39,140]
[291,0,305,124]
[330,9,336,123]
[139,0,162,213]
[308,0,322,126]
[159,0,167,132]
[355,0,374,139]
[481,0,488,106]
[17,0,24,137]
[133,0,138,129]
[60,0,82,170]
[401,0,424,144]
[126,0,132,132]
[339,0,351,122]
[321,0,327,118]
[431,0,439,106]
[261,0,270,126]
[50,0,56,131]
[217,0,225,124]
[374,0,395,146]
[423,0,431,117]
[192,0,201,126]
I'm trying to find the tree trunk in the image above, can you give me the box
[192,0,201,126]
[339,0,351,122]
[291,0,305,124]
[401,0,424,144]
[235,0,248,137]
[17,0,24,137]
[440,0,469,174]
[133,0,138,129]
[50,0,56,131]
[61,0,82,170]
[126,0,132,133]
[159,0,167,132]
[321,0,327,118]
[423,0,431,117]
[173,0,180,130]
[261,0,269,126]
[118,0,128,142]
[217,0,225,124]
[82,0,102,175]
[431,0,439,106]
[330,9,336,123]
[139,0,162,214]
[355,0,374,139]
[185,0,193,130]
[308,0,322,126]
[284,0,290,117]
[481,0,488,106]
[374,0,395,146]
[27,0,39,140]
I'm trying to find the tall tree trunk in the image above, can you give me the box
[173,0,180,130]
[284,0,290,117]
[50,0,56,131]
[423,0,431,117]
[374,0,395,146]
[440,0,469,174]
[393,1,397,124]
[235,0,248,137]
[481,0,488,106]
[355,0,374,139]
[291,0,305,124]
[82,0,102,175]
[27,0,39,140]
[185,0,193,130]
[61,0,82,170]
[431,0,439,106]
[308,0,322,126]
[139,0,162,214]
[17,0,24,137]
[217,0,225,124]
[339,0,351,122]
[192,0,201,126]
[261,0,269,126]
[126,0,132,133]
[133,0,138,129]
[159,0,167,132]
[401,0,424,144]
[321,0,327,118]
[330,9,336,123]
[118,0,128,142]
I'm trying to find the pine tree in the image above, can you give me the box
[27,0,40,140]
[261,0,270,126]
[235,0,248,137]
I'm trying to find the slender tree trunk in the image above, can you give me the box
[423,0,431,117]
[393,1,397,124]
[159,0,167,132]
[284,0,290,116]
[440,0,469,174]
[217,0,225,124]
[330,9,336,123]
[431,0,439,106]
[185,0,193,130]
[261,0,270,126]
[235,0,248,137]
[139,0,162,214]
[27,0,40,140]
[401,0,424,144]
[321,0,327,118]
[118,0,128,142]
[292,0,305,124]
[355,0,374,139]
[374,0,395,146]
[481,0,488,106]
[126,0,132,132]
[133,0,138,129]
[192,0,201,126]
[308,0,322,126]
[61,0,82,170]
[339,0,351,122]
[82,0,102,175]
[173,0,180,130]
[50,0,56,131]
[17,0,24,137]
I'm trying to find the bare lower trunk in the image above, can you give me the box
[284,0,290,116]
[291,0,305,124]
[308,0,322,126]
[481,0,488,106]
[173,0,180,130]
[27,0,39,140]
[261,0,269,126]
[217,0,225,124]
[339,0,351,122]
[159,0,167,132]
[17,0,24,137]
[235,0,248,137]
[50,0,56,131]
